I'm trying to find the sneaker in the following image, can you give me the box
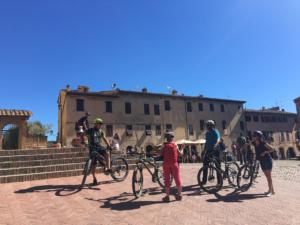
[162,196,170,203]
[175,194,183,201]
[92,178,98,186]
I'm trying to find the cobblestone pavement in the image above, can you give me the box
[0,160,299,225]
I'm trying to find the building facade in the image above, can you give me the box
[57,86,246,152]
[244,107,298,159]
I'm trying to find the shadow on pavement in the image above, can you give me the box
[86,188,170,211]
[13,180,116,196]
[207,191,268,203]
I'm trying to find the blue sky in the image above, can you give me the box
[0,0,299,140]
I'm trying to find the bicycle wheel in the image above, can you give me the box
[110,157,129,182]
[157,167,173,188]
[197,165,223,194]
[81,158,92,188]
[227,162,239,187]
[237,164,253,192]
[132,167,144,198]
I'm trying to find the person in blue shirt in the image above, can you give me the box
[201,120,221,184]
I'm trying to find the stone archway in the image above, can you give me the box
[287,147,296,159]
[2,124,19,150]
[0,110,32,150]
[146,145,153,157]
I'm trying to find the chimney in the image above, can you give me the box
[281,109,285,112]
[262,107,266,111]
[142,88,148,93]
[172,90,178,95]
[77,85,90,93]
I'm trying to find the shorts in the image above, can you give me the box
[260,157,273,171]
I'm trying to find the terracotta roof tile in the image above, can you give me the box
[0,109,32,117]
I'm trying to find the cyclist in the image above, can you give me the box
[201,120,221,185]
[252,131,275,197]
[161,131,183,202]
[86,118,112,186]
[75,112,90,134]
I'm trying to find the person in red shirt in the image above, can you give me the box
[161,131,183,202]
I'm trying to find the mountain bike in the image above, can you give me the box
[132,154,173,198]
[80,147,129,188]
[197,150,239,194]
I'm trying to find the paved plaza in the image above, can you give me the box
[0,160,300,225]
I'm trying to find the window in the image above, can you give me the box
[283,116,288,123]
[200,120,205,131]
[188,124,194,135]
[210,103,214,112]
[144,104,150,115]
[126,125,133,136]
[76,99,84,111]
[245,116,252,122]
[253,116,259,122]
[105,101,112,113]
[125,102,131,114]
[220,104,225,112]
[145,125,152,136]
[240,121,245,131]
[222,120,227,130]
[156,125,161,136]
[198,103,203,111]
[164,100,171,111]
[186,102,192,112]
[154,104,160,115]
[296,131,300,140]
[261,116,265,123]
[166,124,173,131]
[247,131,252,139]
[106,125,113,137]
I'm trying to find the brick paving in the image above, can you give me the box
[0,161,300,225]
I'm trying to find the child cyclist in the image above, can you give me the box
[161,131,183,202]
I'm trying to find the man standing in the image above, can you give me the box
[201,120,221,184]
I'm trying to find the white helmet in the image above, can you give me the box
[206,120,215,126]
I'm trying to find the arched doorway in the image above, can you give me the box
[146,145,153,157]
[126,145,134,155]
[2,124,19,150]
[279,148,285,160]
[287,147,296,159]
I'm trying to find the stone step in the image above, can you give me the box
[0,157,88,169]
[0,152,88,163]
[0,157,138,169]
[0,164,137,183]
[0,148,86,156]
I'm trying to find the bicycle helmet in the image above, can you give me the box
[206,120,215,127]
[165,131,175,138]
[253,130,264,138]
[94,118,103,124]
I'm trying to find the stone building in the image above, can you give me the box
[244,107,298,159]
[57,86,246,152]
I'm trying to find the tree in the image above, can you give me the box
[27,121,53,147]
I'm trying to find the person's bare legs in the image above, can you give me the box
[264,170,275,195]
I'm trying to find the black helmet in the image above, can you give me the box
[253,131,264,138]
[165,131,175,139]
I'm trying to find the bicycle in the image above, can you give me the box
[197,150,240,194]
[132,154,173,198]
[80,147,129,188]
[237,160,260,192]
